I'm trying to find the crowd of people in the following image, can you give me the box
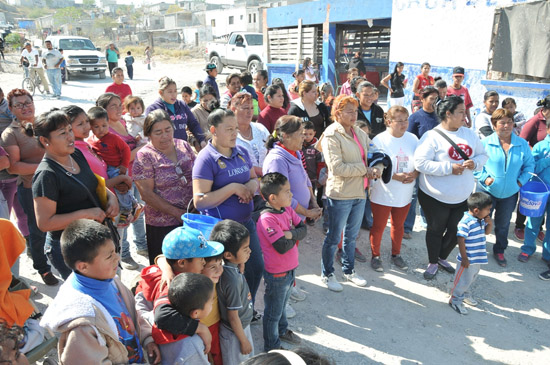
[1,57,550,364]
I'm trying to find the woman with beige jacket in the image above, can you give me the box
[318,94,381,292]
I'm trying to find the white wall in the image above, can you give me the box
[390,0,538,70]
[204,6,247,38]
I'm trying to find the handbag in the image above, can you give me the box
[45,158,121,252]
[433,128,470,161]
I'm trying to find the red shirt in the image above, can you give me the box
[105,82,132,104]
[414,74,434,97]
[88,132,131,168]
[256,89,266,111]
[447,86,473,109]
[258,105,287,133]
[520,110,547,147]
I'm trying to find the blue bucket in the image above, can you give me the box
[181,213,221,239]
[519,181,550,217]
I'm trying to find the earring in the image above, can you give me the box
[46,143,49,146]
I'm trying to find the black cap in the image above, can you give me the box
[453,66,465,76]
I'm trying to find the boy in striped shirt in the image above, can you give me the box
[450,192,493,315]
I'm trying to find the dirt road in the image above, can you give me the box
[2,54,549,364]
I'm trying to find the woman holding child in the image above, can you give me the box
[317,95,381,292]
[414,96,488,280]
[97,92,147,270]
[32,109,119,279]
[133,109,196,264]
[192,109,264,314]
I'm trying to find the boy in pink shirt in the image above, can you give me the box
[256,172,306,352]
[87,106,142,227]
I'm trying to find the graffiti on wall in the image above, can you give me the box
[394,0,528,11]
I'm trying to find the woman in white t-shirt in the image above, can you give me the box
[370,106,419,272]
[414,96,488,280]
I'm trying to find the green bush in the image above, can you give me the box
[4,33,21,48]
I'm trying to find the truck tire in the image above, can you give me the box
[66,70,71,81]
[210,55,223,74]
[99,70,106,79]
[247,59,261,74]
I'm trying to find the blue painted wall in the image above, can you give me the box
[266,0,392,28]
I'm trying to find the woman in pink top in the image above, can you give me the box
[96,93,147,269]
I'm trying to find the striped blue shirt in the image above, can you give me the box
[456,212,488,264]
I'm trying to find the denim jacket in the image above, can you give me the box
[475,132,534,198]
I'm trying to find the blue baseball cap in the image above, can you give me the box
[162,226,224,260]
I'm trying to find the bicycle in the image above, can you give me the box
[21,66,45,96]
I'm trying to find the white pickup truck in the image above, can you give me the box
[205,32,265,74]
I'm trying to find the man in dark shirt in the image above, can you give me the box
[355,81,385,139]
[204,63,220,99]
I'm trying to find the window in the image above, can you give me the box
[211,19,215,27]
[240,15,243,20]
[229,16,234,25]
[253,13,256,23]
[249,14,251,23]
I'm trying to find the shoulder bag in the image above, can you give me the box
[433,128,470,161]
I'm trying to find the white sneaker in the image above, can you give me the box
[285,303,296,319]
[322,273,343,292]
[464,296,478,307]
[343,270,367,287]
[290,286,306,301]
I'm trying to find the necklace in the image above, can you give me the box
[240,125,253,140]
[56,155,77,172]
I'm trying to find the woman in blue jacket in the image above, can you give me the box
[145,76,206,149]
[475,109,534,267]
[520,118,550,265]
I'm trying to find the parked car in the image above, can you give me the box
[205,32,265,74]
[45,36,107,80]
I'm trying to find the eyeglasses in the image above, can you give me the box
[391,119,408,124]
[12,101,33,110]
[175,165,188,184]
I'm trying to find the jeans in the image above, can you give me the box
[126,65,133,80]
[263,269,295,351]
[488,192,518,254]
[418,189,467,264]
[361,190,373,229]
[120,184,147,259]
[243,218,264,305]
[404,180,426,233]
[522,205,550,261]
[46,68,62,96]
[322,198,329,231]
[322,198,365,276]
[45,234,72,279]
[0,179,29,236]
[17,185,50,275]
[107,166,135,212]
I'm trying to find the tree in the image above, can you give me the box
[53,7,84,26]
[95,16,118,37]
[82,0,95,10]
[4,33,21,49]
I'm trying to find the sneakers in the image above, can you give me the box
[423,263,438,280]
[514,228,524,240]
[322,273,343,292]
[537,231,545,243]
[391,255,408,270]
[494,253,507,267]
[136,249,149,257]
[117,212,130,228]
[449,301,468,315]
[131,203,145,223]
[342,270,367,287]
[290,286,306,302]
[371,256,383,272]
[121,256,139,270]
[285,303,296,319]
[354,248,367,263]
[251,310,263,324]
[517,252,529,263]
[403,232,412,240]
[464,296,478,307]
[539,269,550,281]
[279,329,301,345]
[438,258,455,274]
[335,249,343,266]
[41,272,59,286]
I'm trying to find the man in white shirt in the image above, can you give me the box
[20,42,51,94]
[42,40,64,98]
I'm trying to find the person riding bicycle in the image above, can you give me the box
[20,43,50,94]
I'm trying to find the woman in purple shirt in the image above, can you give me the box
[134,109,196,264]
[192,109,263,311]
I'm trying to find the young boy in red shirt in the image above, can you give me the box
[105,67,133,104]
[87,106,141,227]
[446,66,473,127]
